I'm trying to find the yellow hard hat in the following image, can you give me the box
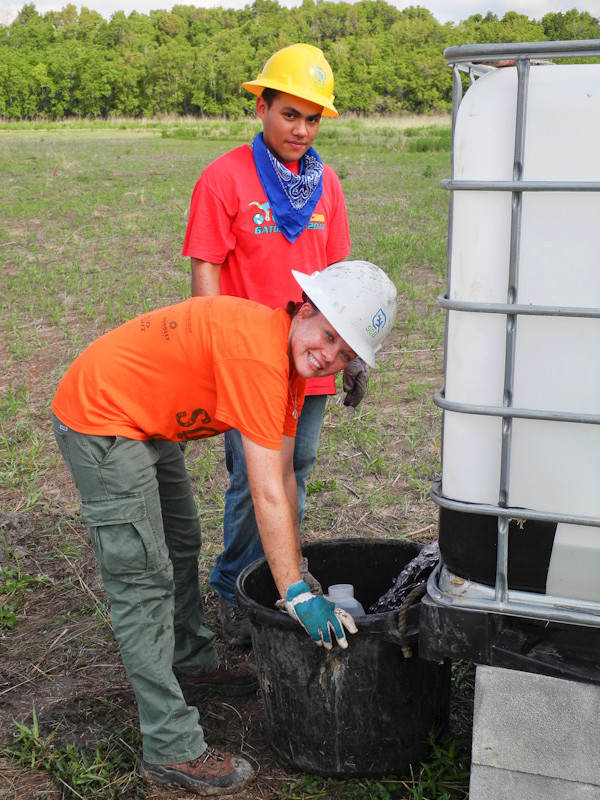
[242,43,338,118]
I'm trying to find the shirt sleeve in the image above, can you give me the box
[182,162,237,263]
[213,357,290,449]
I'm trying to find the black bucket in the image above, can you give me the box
[236,537,451,778]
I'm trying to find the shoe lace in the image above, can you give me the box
[197,746,225,766]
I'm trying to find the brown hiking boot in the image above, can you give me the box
[175,662,258,702]
[141,746,253,795]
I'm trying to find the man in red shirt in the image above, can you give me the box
[183,44,367,644]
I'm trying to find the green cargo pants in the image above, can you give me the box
[52,413,219,764]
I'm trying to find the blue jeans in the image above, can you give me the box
[210,394,328,604]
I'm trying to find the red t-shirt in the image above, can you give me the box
[182,144,351,395]
[52,297,306,450]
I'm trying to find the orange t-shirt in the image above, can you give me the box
[52,297,306,450]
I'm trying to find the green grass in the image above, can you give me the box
[273,733,470,800]
[5,705,147,800]
[1,115,449,520]
[0,115,458,798]
[0,532,53,630]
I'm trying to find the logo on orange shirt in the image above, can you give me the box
[176,408,220,440]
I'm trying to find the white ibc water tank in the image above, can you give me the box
[441,64,600,602]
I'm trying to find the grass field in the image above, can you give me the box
[0,115,473,799]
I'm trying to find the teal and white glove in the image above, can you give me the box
[299,556,323,595]
[276,580,358,649]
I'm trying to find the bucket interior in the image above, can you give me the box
[238,537,422,614]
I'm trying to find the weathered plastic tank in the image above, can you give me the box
[428,41,600,637]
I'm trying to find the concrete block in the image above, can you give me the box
[470,765,600,800]
[471,665,600,787]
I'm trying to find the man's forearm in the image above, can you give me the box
[191,258,222,297]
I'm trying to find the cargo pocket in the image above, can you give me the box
[82,494,168,578]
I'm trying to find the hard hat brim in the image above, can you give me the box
[291,269,377,367]
[242,79,338,117]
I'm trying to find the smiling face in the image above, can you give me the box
[289,303,357,379]
[256,91,323,163]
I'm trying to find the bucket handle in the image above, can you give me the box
[384,583,428,656]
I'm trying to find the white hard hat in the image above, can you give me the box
[292,261,397,367]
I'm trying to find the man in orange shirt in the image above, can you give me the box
[51,261,396,796]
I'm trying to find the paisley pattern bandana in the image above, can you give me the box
[252,133,324,243]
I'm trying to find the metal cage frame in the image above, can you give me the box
[429,39,600,628]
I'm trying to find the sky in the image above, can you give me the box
[2,0,600,25]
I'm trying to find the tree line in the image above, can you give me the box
[2,1,599,119]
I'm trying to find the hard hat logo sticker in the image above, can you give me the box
[372,308,387,332]
[365,308,387,340]
[314,65,326,86]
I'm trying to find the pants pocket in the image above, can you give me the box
[82,494,168,577]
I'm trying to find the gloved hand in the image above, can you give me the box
[299,556,323,595]
[276,580,358,649]
[343,357,369,408]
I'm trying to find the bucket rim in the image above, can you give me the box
[235,536,424,637]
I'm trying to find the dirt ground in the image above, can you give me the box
[0,501,291,800]
[0,124,462,798]
[1,502,469,800]
[0,320,463,800]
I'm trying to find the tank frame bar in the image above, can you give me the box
[441,179,600,191]
[438,296,600,318]
[427,560,600,627]
[434,391,600,427]
[445,39,600,64]
[431,40,600,627]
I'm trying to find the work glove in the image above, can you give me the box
[276,580,358,650]
[343,357,369,408]
[299,556,323,595]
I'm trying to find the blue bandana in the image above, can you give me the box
[252,133,324,243]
